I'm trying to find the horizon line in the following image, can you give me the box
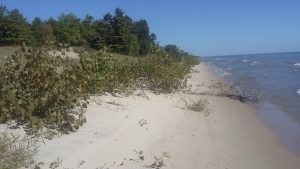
[204,51,300,58]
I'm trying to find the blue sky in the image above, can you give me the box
[1,0,300,56]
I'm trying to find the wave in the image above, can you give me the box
[297,89,300,96]
[242,59,250,62]
[250,61,260,65]
[223,71,231,76]
[294,63,300,67]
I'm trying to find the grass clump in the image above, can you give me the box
[187,99,209,116]
[0,132,40,169]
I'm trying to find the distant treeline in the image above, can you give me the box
[0,5,196,58]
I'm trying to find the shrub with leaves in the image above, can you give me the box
[0,132,39,169]
[0,47,197,133]
[187,99,209,116]
[135,54,191,93]
[78,51,136,94]
[0,48,88,133]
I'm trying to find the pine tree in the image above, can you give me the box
[134,20,151,55]
[55,13,83,46]
[0,7,32,45]
[111,8,138,54]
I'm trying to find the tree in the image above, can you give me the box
[0,5,8,18]
[55,13,83,46]
[81,15,97,47]
[101,13,114,46]
[134,20,150,55]
[31,17,54,46]
[91,13,114,50]
[0,5,8,45]
[125,34,140,55]
[150,33,157,45]
[111,8,139,55]
[164,45,181,61]
[0,7,32,45]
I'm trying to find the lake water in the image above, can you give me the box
[204,52,300,155]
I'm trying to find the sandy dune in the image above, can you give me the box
[3,63,300,169]
[49,47,80,59]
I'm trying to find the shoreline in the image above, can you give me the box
[2,63,300,169]
[205,61,300,156]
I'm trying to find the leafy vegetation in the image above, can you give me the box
[0,48,88,133]
[187,99,209,116]
[0,5,158,56]
[0,5,200,133]
[0,5,200,59]
[0,132,39,169]
[0,6,200,169]
[0,6,32,46]
[0,47,199,133]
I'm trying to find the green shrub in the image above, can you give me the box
[0,48,88,133]
[0,47,195,133]
[182,55,200,66]
[187,99,209,115]
[78,51,136,94]
[136,55,191,92]
[0,132,38,169]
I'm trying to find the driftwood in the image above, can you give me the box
[189,80,260,103]
[187,91,246,102]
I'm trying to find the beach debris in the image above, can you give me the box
[97,150,170,169]
[98,162,109,169]
[138,119,148,127]
[134,150,145,161]
[105,101,122,106]
[143,152,170,169]
[77,160,86,168]
[49,158,63,169]
[188,80,261,103]
[135,89,150,100]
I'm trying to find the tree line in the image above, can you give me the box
[0,5,195,57]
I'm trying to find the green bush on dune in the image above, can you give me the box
[0,47,199,134]
[0,48,88,134]
[136,54,191,92]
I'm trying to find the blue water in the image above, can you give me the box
[204,52,300,155]
[204,52,300,123]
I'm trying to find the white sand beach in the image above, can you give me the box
[3,63,300,169]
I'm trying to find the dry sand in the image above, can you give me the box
[3,63,300,169]
[49,47,79,59]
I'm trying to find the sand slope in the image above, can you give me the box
[13,63,300,168]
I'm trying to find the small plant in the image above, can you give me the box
[187,99,209,116]
[0,132,40,169]
[138,119,147,127]
[134,150,145,161]
[144,152,170,169]
[49,158,63,169]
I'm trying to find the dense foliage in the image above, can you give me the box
[0,5,158,56]
[0,5,200,133]
[0,47,199,133]
[0,6,32,45]
[0,48,88,133]
[0,5,200,60]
